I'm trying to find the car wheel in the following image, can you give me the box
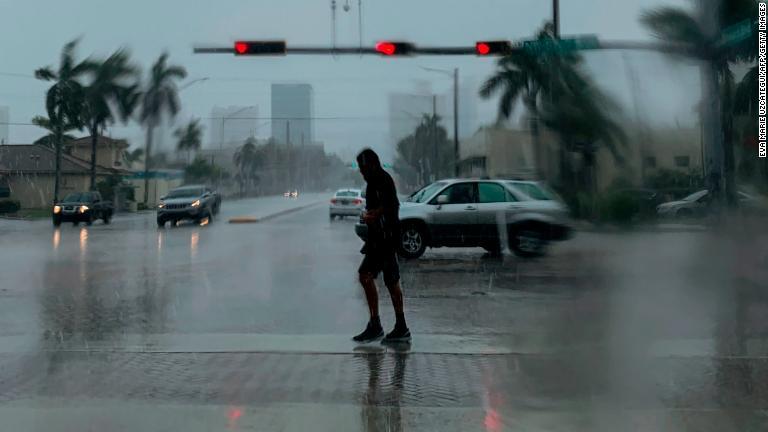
[398,223,427,259]
[103,213,111,224]
[676,208,692,219]
[330,214,336,221]
[72,221,79,226]
[52,217,61,227]
[509,228,546,258]
[157,218,165,228]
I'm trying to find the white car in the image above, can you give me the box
[329,189,365,220]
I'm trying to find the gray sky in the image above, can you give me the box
[0,0,698,163]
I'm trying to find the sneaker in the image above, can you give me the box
[352,322,384,343]
[382,326,411,343]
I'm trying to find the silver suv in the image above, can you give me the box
[355,179,573,259]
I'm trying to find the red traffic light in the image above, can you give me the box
[233,41,287,56]
[475,41,512,56]
[375,41,415,56]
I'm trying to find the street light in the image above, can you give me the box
[419,66,460,177]
[220,106,256,151]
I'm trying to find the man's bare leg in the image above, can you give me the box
[359,272,379,319]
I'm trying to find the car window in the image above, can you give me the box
[408,181,447,203]
[435,183,476,204]
[478,183,508,203]
[336,191,359,197]
[63,193,84,202]
[510,182,553,200]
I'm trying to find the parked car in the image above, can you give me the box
[355,179,573,259]
[52,191,113,226]
[656,189,765,219]
[330,188,365,220]
[157,185,220,227]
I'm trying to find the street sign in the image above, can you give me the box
[522,35,600,55]
[718,19,754,47]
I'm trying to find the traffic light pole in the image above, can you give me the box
[453,68,459,177]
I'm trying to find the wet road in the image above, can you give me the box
[0,197,767,431]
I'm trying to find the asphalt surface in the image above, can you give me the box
[0,195,767,431]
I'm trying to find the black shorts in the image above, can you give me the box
[358,246,400,286]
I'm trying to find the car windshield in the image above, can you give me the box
[682,190,708,201]
[335,191,359,197]
[406,181,448,203]
[166,188,203,198]
[63,193,89,202]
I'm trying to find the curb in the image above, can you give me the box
[228,201,324,224]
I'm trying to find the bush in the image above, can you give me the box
[598,192,639,226]
[137,202,148,211]
[0,199,21,214]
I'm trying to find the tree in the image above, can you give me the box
[124,148,144,168]
[34,39,90,203]
[479,22,624,189]
[31,115,76,148]
[82,49,140,190]
[138,53,187,204]
[174,118,203,164]
[184,157,223,184]
[640,0,758,205]
[233,137,264,196]
[394,114,452,189]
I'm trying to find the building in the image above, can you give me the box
[0,144,127,208]
[459,123,702,192]
[271,84,313,145]
[63,135,130,170]
[209,106,260,150]
[0,106,8,145]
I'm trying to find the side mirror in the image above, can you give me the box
[437,195,449,205]
[160,195,167,200]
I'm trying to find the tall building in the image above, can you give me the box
[271,84,313,145]
[209,106,260,149]
[0,106,9,145]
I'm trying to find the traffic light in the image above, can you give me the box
[475,41,512,56]
[375,41,415,56]
[233,41,287,56]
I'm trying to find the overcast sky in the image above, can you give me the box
[0,0,699,162]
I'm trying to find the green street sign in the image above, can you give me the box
[718,19,754,47]
[522,35,600,55]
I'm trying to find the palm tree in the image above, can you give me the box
[138,53,187,204]
[31,115,76,148]
[174,118,203,164]
[480,23,624,188]
[82,49,140,190]
[34,40,91,203]
[640,0,758,204]
[124,148,144,168]
[233,137,261,197]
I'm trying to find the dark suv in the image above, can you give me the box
[157,185,221,227]
[52,191,113,226]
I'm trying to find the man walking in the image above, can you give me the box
[353,148,410,343]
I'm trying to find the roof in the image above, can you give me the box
[66,135,129,150]
[0,144,125,175]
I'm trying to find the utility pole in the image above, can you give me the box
[553,0,560,38]
[432,95,437,182]
[286,120,291,188]
[453,68,459,177]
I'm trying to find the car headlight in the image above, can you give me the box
[158,203,165,209]
[53,205,61,214]
[78,205,89,213]
[191,199,201,207]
